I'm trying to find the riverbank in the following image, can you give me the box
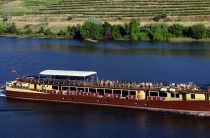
[1,34,210,44]
[0,19,209,43]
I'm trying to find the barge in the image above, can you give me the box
[5,70,210,115]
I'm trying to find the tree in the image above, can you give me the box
[80,17,103,40]
[138,32,149,41]
[190,24,207,39]
[168,24,184,37]
[5,22,17,34]
[129,19,140,40]
[150,24,170,41]
[67,25,81,39]
[103,21,112,39]
[112,25,123,40]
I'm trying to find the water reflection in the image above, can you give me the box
[40,44,210,57]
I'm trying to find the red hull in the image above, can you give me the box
[6,91,210,115]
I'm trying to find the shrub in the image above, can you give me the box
[153,13,167,22]
[129,19,140,41]
[112,25,125,40]
[5,23,18,34]
[150,24,170,41]
[183,26,191,37]
[153,15,161,22]
[0,24,5,34]
[207,28,210,38]
[38,26,45,34]
[25,28,32,34]
[190,24,207,39]
[44,28,53,36]
[80,17,103,40]
[67,25,81,39]
[168,24,184,37]
[103,21,112,39]
[67,16,73,21]
[57,30,66,36]
[2,16,8,22]
[138,32,149,41]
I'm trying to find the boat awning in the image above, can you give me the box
[39,70,97,77]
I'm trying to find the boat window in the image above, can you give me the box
[62,87,68,90]
[122,90,128,97]
[150,91,158,97]
[171,93,175,98]
[159,92,167,97]
[52,86,58,90]
[130,91,136,95]
[85,88,89,92]
[89,88,96,93]
[78,88,84,92]
[97,89,104,95]
[176,94,180,98]
[70,87,76,91]
[191,94,195,99]
[105,89,112,94]
[113,90,121,95]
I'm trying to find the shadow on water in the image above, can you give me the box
[39,42,210,57]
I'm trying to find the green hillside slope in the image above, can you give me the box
[1,0,210,18]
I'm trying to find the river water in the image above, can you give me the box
[0,37,210,137]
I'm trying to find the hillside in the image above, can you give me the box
[0,0,210,18]
[0,0,210,30]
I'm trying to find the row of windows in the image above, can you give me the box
[52,86,136,95]
[150,92,180,98]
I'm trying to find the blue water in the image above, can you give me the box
[0,37,210,138]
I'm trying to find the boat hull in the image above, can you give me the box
[6,90,210,116]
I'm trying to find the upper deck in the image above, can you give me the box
[13,69,209,94]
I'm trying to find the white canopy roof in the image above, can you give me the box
[39,70,97,77]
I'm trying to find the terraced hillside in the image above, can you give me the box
[1,0,210,18]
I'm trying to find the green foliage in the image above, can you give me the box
[207,28,210,38]
[67,25,81,39]
[190,24,207,39]
[38,26,45,34]
[25,28,32,34]
[149,24,170,41]
[103,21,112,39]
[138,32,149,41]
[153,13,167,22]
[5,23,18,34]
[0,24,5,34]
[80,18,103,40]
[67,16,73,21]
[44,28,53,36]
[129,19,140,41]
[57,30,66,36]
[168,24,184,37]
[112,25,124,40]
[2,16,8,22]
